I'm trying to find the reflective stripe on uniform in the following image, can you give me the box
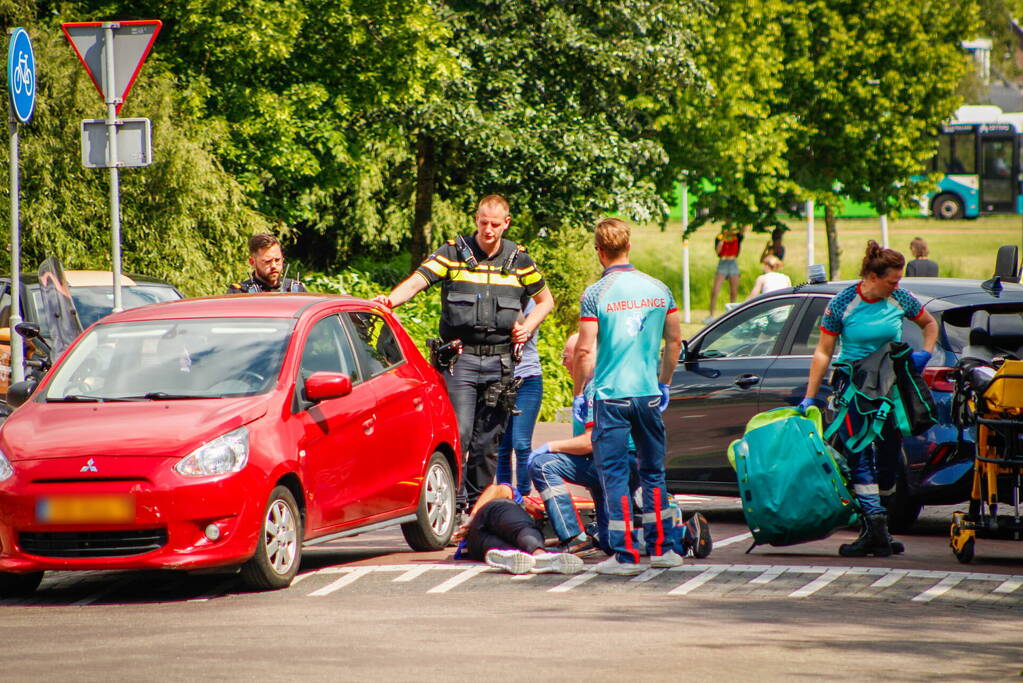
[422,260,448,277]
[608,519,629,531]
[449,270,521,287]
[539,484,570,501]
[854,483,879,496]
[641,508,673,524]
[520,271,543,286]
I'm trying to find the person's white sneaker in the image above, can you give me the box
[594,555,643,576]
[650,549,685,568]
[485,549,535,575]
[532,552,584,574]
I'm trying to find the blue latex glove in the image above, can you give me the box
[910,349,932,373]
[527,443,551,469]
[658,383,671,413]
[572,394,587,424]
[798,397,824,414]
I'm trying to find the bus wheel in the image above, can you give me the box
[931,193,964,220]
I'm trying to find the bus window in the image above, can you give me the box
[936,131,976,174]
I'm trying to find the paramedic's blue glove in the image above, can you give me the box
[658,383,671,413]
[798,397,824,414]
[572,394,587,424]
[910,350,932,373]
[527,443,551,469]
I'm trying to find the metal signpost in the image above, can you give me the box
[61,20,161,312]
[7,28,36,384]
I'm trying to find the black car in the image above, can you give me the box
[664,277,1023,530]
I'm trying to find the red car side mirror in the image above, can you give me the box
[304,372,353,402]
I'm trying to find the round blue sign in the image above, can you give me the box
[7,28,35,124]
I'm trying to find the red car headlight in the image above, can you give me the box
[0,449,12,482]
[174,427,249,477]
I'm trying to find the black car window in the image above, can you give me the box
[790,296,832,356]
[941,304,1023,354]
[699,299,797,359]
[300,315,360,382]
[343,311,404,379]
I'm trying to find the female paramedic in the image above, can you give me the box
[799,241,937,557]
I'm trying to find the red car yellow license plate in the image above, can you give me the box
[36,495,135,524]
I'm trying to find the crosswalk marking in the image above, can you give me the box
[630,568,667,583]
[394,566,432,583]
[427,567,488,594]
[870,570,907,589]
[549,571,597,593]
[750,566,786,584]
[668,566,726,595]
[912,575,963,603]
[789,568,847,598]
[993,578,1023,594]
[308,568,372,596]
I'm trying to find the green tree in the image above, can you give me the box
[1,1,272,294]
[782,0,979,276]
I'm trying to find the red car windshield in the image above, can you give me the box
[43,318,294,401]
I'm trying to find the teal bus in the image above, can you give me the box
[927,105,1023,219]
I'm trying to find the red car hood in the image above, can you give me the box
[1,396,271,461]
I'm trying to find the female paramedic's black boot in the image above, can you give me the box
[838,518,874,557]
[866,514,893,557]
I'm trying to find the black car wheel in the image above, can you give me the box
[241,485,302,590]
[402,453,455,551]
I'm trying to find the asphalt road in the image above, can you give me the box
[2,423,1022,680]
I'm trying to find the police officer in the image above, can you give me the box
[374,195,554,512]
[227,233,307,294]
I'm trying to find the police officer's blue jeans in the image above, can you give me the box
[593,396,673,563]
[496,374,543,496]
[443,352,510,510]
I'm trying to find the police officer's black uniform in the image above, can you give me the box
[415,234,547,511]
[226,274,306,294]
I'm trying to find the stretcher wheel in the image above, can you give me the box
[953,537,975,564]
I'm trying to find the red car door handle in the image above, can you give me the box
[362,416,376,433]
[734,374,760,389]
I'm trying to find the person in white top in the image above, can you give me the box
[747,255,791,298]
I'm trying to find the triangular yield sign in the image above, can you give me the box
[62,20,162,114]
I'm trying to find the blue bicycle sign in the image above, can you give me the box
[8,28,36,123]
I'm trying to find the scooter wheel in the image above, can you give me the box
[953,537,975,564]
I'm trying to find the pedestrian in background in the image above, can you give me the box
[905,237,939,277]
[760,227,786,263]
[706,226,743,322]
[574,218,684,575]
[747,255,791,299]
[495,299,543,497]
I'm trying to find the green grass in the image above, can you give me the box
[630,215,1023,338]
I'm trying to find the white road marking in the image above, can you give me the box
[426,566,488,594]
[715,532,754,548]
[511,573,536,581]
[630,568,667,583]
[750,566,786,584]
[668,566,727,595]
[993,578,1023,594]
[308,567,373,596]
[789,568,847,598]
[393,566,433,583]
[912,575,963,603]
[870,570,908,589]
[549,571,598,593]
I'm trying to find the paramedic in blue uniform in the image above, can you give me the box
[374,195,554,512]
[801,240,937,557]
[573,217,684,576]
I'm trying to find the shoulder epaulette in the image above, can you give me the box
[446,238,457,246]
[517,244,527,252]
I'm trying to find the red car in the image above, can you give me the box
[0,294,461,593]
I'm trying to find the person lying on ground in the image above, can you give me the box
[451,483,584,575]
